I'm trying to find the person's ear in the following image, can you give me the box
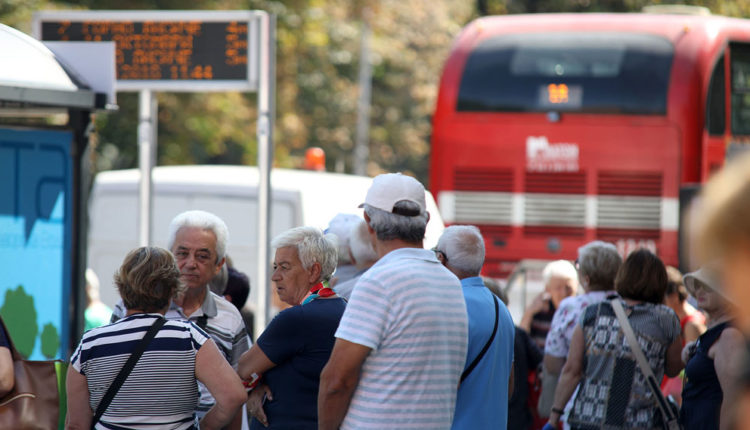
[363,212,375,235]
[309,262,322,284]
[214,257,226,276]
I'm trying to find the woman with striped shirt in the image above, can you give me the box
[66,246,246,430]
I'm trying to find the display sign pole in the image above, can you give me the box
[34,11,275,332]
[255,13,275,338]
[138,89,155,247]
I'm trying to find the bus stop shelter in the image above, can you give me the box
[0,23,110,359]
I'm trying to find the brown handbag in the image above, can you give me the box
[0,317,61,430]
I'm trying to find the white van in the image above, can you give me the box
[87,165,445,311]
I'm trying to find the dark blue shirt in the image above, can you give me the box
[0,321,9,348]
[681,321,731,430]
[251,297,346,430]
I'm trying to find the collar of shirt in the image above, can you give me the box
[169,286,219,320]
[460,276,486,288]
[379,247,440,265]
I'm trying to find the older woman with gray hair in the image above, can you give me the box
[238,226,345,429]
[539,241,622,421]
[333,218,378,299]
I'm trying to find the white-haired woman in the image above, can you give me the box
[238,226,345,429]
[333,218,378,300]
[521,259,579,351]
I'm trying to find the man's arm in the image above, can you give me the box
[318,338,372,430]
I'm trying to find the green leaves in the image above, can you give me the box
[0,285,38,359]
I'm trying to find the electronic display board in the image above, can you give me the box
[33,11,260,91]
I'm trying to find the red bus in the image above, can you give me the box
[430,11,750,277]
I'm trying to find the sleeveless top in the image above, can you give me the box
[680,321,731,430]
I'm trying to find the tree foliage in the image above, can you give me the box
[40,323,61,359]
[1,0,748,185]
[0,285,38,358]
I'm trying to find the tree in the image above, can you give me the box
[2,0,748,187]
[40,323,60,359]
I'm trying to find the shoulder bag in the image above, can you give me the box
[91,316,166,429]
[461,296,499,383]
[0,316,61,430]
[611,299,681,430]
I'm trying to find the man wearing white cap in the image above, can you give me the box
[318,173,469,430]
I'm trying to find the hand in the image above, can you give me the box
[682,340,697,365]
[528,291,550,315]
[247,383,273,427]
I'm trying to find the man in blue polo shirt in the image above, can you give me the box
[436,225,515,430]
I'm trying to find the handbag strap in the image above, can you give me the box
[610,299,678,423]
[91,316,167,429]
[461,296,499,383]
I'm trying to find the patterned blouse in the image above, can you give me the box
[567,299,680,429]
[544,290,615,358]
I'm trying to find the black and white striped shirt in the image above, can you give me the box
[111,287,250,415]
[71,313,209,429]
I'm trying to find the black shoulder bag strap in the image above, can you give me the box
[91,317,167,429]
[461,296,500,383]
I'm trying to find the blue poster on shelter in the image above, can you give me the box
[0,127,72,360]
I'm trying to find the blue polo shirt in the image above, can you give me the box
[452,276,515,430]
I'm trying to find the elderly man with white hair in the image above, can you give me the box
[110,210,250,428]
[318,173,468,430]
[238,226,346,429]
[435,225,515,430]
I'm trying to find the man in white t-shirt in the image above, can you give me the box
[318,173,469,430]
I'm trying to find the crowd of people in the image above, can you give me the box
[54,150,750,429]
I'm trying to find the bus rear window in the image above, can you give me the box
[457,32,673,114]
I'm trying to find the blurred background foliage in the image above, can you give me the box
[2,0,748,185]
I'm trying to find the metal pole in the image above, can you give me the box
[353,9,372,176]
[138,89,155,247]
[254,12,276,340]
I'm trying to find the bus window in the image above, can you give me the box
[457,32,673,114]
[706,54,725,136]
[731,43,750,135]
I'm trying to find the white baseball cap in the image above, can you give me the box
[359,173,426,215]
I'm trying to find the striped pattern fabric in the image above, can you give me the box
[335,248,469,430]
[71,313,209,430]
[111,289,250,416]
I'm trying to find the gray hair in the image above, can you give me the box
[167,210,229,261]
[436,225,485,276]
[577,240,622,291]
[363,202,428,243]
[271,226,338,282]
[349,218,378,266]
[542,260,578,286]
